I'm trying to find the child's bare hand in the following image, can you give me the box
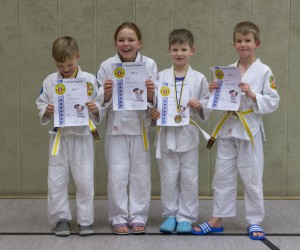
[103,80,113,102]
[238,82,256,101]
[146,80,155,93]
[86,101,99,114]
[150,108,160,120]
[187,98,202,110]
[239,82,251,95]
[45,104,54,117]
[209,81,219,92]
[146,80,155,102]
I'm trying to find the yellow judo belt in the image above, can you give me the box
[206,109,254,150]
[140,115,149,151]
[51,119,101,156]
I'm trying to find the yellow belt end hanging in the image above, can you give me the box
[206,137,216,150]
[51,128,61,156]
[91,129,101,142]
[140,116,149,151]
[89,119,101,142]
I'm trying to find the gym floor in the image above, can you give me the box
[0,199,299,250]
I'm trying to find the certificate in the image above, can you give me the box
[207,66,242,111]
[53,78,90,127]
[112,62,147,110]
[157,80,190,126]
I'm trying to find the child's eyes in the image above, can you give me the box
[118,38,136,42]
[236,39,252,43]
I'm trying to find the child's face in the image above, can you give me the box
[169,42,194,68]
[115,28,142,62]
[234,32,260,60]
[55,54,79,78]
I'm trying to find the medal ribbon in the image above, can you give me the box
[173,70,187,114]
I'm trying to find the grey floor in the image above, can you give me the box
[0,199,299,250]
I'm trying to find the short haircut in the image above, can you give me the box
[168,29,194,48]
[233,21,260,42]
[52,36,79,63]
[114,22,142,42]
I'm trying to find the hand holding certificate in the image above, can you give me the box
[112,62,147,110]
[53,78,90,127]
[207,66,242,111]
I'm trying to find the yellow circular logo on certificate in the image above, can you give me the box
[55,84,66,95]
[215,69,224,80]
[114,67,125,79]
[160,86,170,96]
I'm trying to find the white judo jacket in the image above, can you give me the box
[36,66,101,135]
[218,58,280,141]
[156,66,211,153]
[96,52,158,137]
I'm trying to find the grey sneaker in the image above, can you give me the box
[55,219,70,237]
[79,225,94,236]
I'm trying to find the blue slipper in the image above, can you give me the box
[247,224,265,240]
[191,222,224,235]
[176,221,192,234]
[160,216,177,233]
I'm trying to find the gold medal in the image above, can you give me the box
[174,115,182,123]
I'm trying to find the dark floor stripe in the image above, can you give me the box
[0,232,300,237]
[262,238,281,250]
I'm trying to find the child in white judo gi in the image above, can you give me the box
[192,21,280,240]
[36,36,101,237]
[96,22,158,234]
[150,29,210,234]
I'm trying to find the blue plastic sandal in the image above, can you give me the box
[247,224,265,240]
[191,222,224,235]
[160,216,177,233]
[176,221,192,234]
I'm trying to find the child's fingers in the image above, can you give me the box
[150,108,160,120]
[146,81,155,91]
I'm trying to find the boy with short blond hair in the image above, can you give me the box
[192,21,280,240]
[36,36,101,237]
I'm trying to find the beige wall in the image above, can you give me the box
[0,0,296,197]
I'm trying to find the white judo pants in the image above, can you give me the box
[157,147,199,223]
[105,135,151,225]
[212,131,265,225]
[48,134,94,226]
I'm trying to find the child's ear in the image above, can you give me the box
[190,46,195,54]
[255,40,261,48]
[137,40,142,49]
